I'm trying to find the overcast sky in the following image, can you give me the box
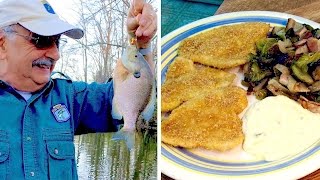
[48,0,80,25]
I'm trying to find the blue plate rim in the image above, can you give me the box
[161,11,320,179]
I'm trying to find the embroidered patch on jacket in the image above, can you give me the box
[41,0,56,14]
[51,104,70,122]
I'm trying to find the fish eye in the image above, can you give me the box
[135,54,137,57]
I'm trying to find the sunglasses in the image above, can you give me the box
[6,30,66,49]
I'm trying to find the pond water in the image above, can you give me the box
[74,132,157,180]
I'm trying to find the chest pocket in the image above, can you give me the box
[43,129,76,180]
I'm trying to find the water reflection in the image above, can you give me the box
[75,132,157,180]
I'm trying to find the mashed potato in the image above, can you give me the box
[243,95,320,161]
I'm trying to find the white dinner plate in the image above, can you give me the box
[161,11,320,180]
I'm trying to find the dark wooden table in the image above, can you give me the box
[162,0,320,179]
[215,0,320,23]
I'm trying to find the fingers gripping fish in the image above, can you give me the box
[111,40,155,149]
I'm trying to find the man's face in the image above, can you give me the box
[0,25,60,92]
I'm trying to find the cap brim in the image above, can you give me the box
[19,18,84,39]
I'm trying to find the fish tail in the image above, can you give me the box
[111,129,135,149]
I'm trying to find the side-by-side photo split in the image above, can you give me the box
[0,0,157,179]
[161,0,320,180]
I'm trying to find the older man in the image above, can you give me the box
[0,0,156,179]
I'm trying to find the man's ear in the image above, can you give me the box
[0,31,6,60]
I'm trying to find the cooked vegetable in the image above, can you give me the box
[256,38,278,56]
[255,89,268,100]
[312,29,320,38]
[291,64,314,84]
[312,66,320,80]
[298,96,320,113]
[309,81,320,92]
[272,27,286,40]
[245,62,272,83]
[294,53,320,72]
[267,78,291,97]
[243,18,320,106]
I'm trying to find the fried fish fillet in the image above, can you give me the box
[178,22,270,69]
[161,64,236,112]
[165,57,195,81]
[161,86,248,151]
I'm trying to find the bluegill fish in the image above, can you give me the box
[111,44,155,148]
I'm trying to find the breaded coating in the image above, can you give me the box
[165,57,195,81]
[178,22,270,68]
[161,65,236,112]
[161,86,248,151]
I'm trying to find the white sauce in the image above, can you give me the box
[243,95,320,161]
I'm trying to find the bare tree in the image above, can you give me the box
[56,0,157,83]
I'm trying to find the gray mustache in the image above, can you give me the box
[32,58,54,67]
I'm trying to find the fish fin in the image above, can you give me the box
[111,99,123,120]
[111,129,135,149]
[141,81,156,121]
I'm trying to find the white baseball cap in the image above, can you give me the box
[0,0,84,39]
